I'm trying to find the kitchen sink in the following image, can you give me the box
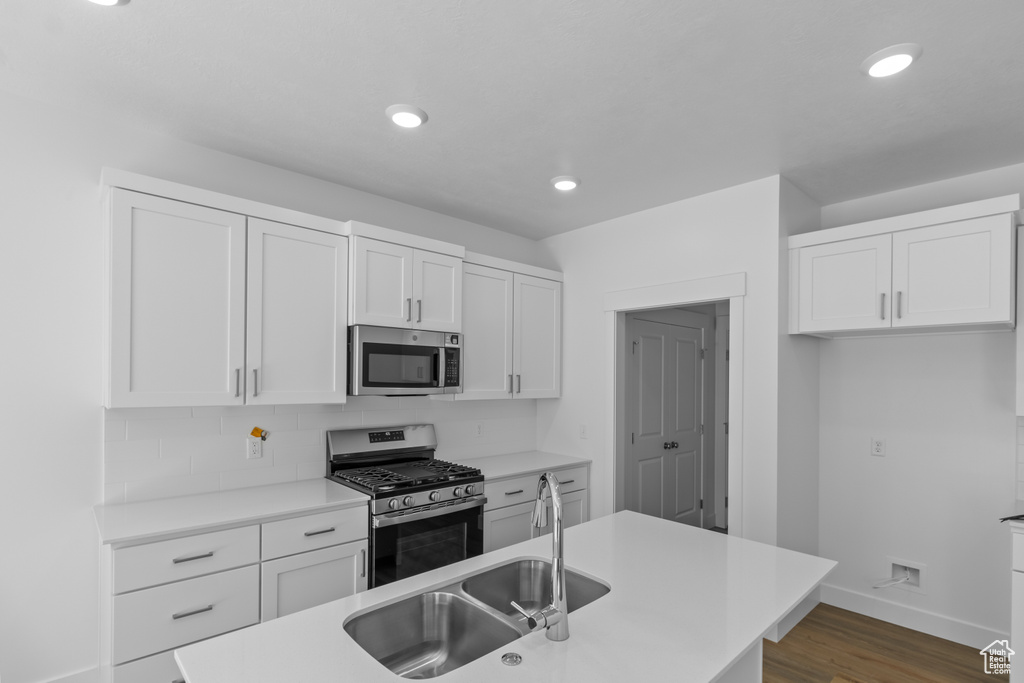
[343,558,610,679]
[343,591,521,679]
[461,559,610,624]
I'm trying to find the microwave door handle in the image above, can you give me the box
[436,348,445,388]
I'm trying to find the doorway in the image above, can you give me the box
[606,272,745,536]
[623,303,729,530]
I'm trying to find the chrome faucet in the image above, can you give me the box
[511,472,569,641]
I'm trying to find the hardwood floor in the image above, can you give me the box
[763,604,1010,683]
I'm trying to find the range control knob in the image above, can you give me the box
[402,495,414,507]
[452,487,463,498]
[429,491,441,502]
[464,484,475,496]
[388,499,399,511]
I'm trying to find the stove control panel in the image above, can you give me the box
[368,430,405,443]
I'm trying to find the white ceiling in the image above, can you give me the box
[2,0,1024,240]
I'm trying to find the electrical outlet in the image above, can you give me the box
[871,437,886,456]
[579,424,588,440]
[887,557,926,594]
[475,423,482,437]
[247,437,262,459]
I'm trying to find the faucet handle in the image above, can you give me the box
[510,600,539,630]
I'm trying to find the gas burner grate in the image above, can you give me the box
[332,459,481,493]
[335,466,414,492]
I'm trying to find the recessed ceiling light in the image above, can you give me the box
[88,0,130,5]
[861,43,922,77]
[551,176,580,191]
[385,104,428,128]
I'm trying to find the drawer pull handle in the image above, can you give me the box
[361,548,367,578]
[172,551,214,564]
[304,527,336,537]
[505,489,524,496]
[172,604,213,620]
[562,480,575,485]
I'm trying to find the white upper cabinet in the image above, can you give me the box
[891,215,1013,328]
[796,234,892,333]
[245,219,348,405]
[106,181,349,408]
[462,264,514,399]
[108,189,247,407]
[460,258,562,400]
[789,196,1018,337]
[514,274,562,398]
[350,236,462,332]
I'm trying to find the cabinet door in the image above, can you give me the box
[1013,571,1024,683]
[413,250,463,332]
[796,234,892,333]
[892,214,1015,328]
[483,501,536,553]
[246,219,347,405]
[261,539,368,621]
[533,490,588,539]
[108,189,246,407]
[350,237,414,328]
[513,274,562,398]
[461,264,514,399]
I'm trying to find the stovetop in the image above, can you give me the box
[332,459,482,495]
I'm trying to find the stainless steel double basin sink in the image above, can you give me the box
[343,559,611,679]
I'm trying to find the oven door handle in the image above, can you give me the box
[373,496,487,528]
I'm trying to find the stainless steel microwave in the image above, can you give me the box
[348,325,462,396]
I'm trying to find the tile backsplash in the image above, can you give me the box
[104,397,538,504]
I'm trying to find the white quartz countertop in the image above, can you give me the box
[462,450,590,480]
[93,479,368,546]
[175,511,836,683]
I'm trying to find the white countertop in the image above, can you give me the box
[93,479,368,546]
[463,450,590,480]
[175,510,836,683]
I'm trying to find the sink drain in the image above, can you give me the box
[500,652,522,666]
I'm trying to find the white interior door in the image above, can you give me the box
[413,250,463,332]
[108,189,246,407]
[461,263,514,399]
[626,317,703,527]
[246,219,347,405]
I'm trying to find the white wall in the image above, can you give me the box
[0,89,549,683]
[536,176,785,544]
[817,333,1015,647]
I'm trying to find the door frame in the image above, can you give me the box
[606,273,746,536]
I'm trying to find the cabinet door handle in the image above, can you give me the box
[172,604,214,620]
[406,298,412,322]
[417,299,422,323]
[506,489,524,496]
[303,527,336,537]
[172,551,214,565]
[234,368,241,397]
[361,548,367,578]
[896,291,903,319]
[516,374,521,394]
[252,369,259,397]
[508,374,513,395]
[880,293,886,321]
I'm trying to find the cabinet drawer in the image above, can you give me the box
[551,466,588,494]
[1013,530,1024,572]
[113,526,259,594]
[485,474,538,509]
[112,565,259,665]
[112,650,184,683]
[261,507,367,561]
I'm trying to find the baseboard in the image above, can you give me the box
[48,665,107,683]
[820,583,1008,650]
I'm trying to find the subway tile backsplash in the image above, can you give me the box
[103,397,538,503]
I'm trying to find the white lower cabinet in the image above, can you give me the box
[482,465,589,554]
[261,539,368,621]
[111,650,185,683]
[1012,529,1024,682]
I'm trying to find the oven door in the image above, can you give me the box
[370,497,485,588]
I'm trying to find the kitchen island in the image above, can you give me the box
[175,510,836,682]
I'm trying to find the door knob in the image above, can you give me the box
[672,441,679,448]
[663,442,671,450]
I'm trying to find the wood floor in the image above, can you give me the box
[763,604,1009,683]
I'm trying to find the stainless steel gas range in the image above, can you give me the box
[326,424,485,588]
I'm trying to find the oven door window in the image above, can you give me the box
[372,504,483,587]
[362,343,439,389]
